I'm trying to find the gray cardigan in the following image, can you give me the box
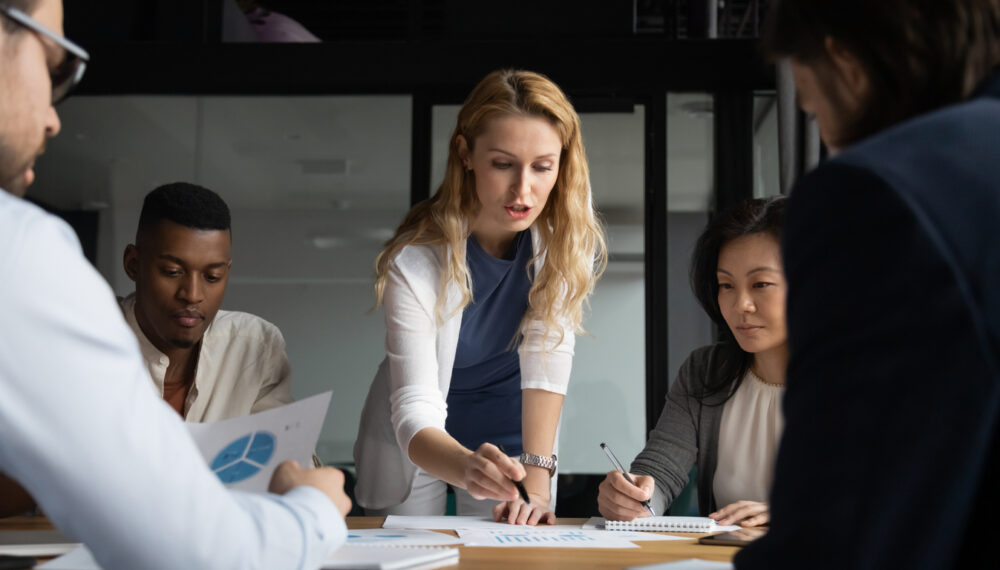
[630,343,740,516]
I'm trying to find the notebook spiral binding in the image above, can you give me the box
[605,516,716,532]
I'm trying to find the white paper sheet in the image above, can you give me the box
[625,559,734,570]
[39,545,100,569]
[324,545,459,569]
[597,531,691,543]
[382,515,527,530]
[346,528,464,547]
[457,528,640,548]
[37,531,461,570]
[186,391,331,492]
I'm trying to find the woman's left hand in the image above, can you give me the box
[493,493,556,525]
[709,500,769,527]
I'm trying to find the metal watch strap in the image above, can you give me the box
[518,452,558,476]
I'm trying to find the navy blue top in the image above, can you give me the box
[445,230,533,456]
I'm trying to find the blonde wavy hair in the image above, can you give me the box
[374,69,607,345]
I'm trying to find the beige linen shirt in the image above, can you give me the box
[119,293,293,422]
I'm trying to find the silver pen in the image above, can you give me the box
[600,442,655,517]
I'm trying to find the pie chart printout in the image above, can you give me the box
[210,431,276,483]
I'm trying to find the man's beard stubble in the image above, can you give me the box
[0,140,45,197]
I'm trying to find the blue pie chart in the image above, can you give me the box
[211,431,276,483]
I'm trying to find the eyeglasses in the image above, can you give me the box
[0,4,89,104]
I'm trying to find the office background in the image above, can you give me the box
[30,0,788,515]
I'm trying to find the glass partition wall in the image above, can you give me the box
[31,95,413,464]
[29,87,776,500]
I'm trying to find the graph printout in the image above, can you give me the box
[346,529,464,547]
[456,528,641,548]
[186,392,331,492]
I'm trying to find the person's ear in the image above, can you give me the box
[123,244,139,282]
[456,135,471,170]
[824,36,869,101]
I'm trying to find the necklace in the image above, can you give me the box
[748,367,784,388]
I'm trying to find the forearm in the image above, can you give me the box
[407,427,474,489]
[521,388,564,500]
[629,377,702,513]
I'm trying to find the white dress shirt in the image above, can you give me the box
[120,293,293,422]
[354,232,574,510]
[0,190,345,569]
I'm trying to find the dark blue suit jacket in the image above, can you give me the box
[736,71,1000,569]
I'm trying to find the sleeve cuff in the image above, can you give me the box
[282,486,348,549]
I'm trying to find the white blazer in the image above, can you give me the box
[353,228,574,509]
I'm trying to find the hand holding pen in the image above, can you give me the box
[497,445,531,504]
[598,442,656,520]
[493,445,556,525]
[462,443,527,502]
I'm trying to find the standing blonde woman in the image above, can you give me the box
[354,69,606,525]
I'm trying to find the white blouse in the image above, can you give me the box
[712,369,786,508]
[353,230,575,510]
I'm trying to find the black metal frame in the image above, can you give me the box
[73,36,769,436]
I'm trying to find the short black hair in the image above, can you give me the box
[689,195,788,404]
[136,182,231,241]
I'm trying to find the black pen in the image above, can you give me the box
[498,444,531,504]
[600,442,655,516]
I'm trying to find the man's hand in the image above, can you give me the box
[268,460,351,516]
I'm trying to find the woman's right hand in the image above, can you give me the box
[462,443,527,502]
[597,470,655,521]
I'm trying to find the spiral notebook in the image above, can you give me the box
[589,516,739,533]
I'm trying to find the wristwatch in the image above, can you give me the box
[519,452,558,476]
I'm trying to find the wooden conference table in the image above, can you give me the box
[0,516,741,569]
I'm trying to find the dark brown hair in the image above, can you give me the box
[0,1,40,34]
[762,0,1000,146]
[690,196,787,404]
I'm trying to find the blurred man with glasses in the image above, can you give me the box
[0,1,351,568]
[0,0,83,196]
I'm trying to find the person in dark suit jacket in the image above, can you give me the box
[735,2,1000,569]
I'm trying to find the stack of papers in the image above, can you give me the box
[626,559,734,570]
[382,516,690,549]
[346,528,463,547]
[0,529,79,557]
[324,545,458,569]
[40,543,461,570]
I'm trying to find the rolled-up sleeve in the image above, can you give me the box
[518,317,574,395]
